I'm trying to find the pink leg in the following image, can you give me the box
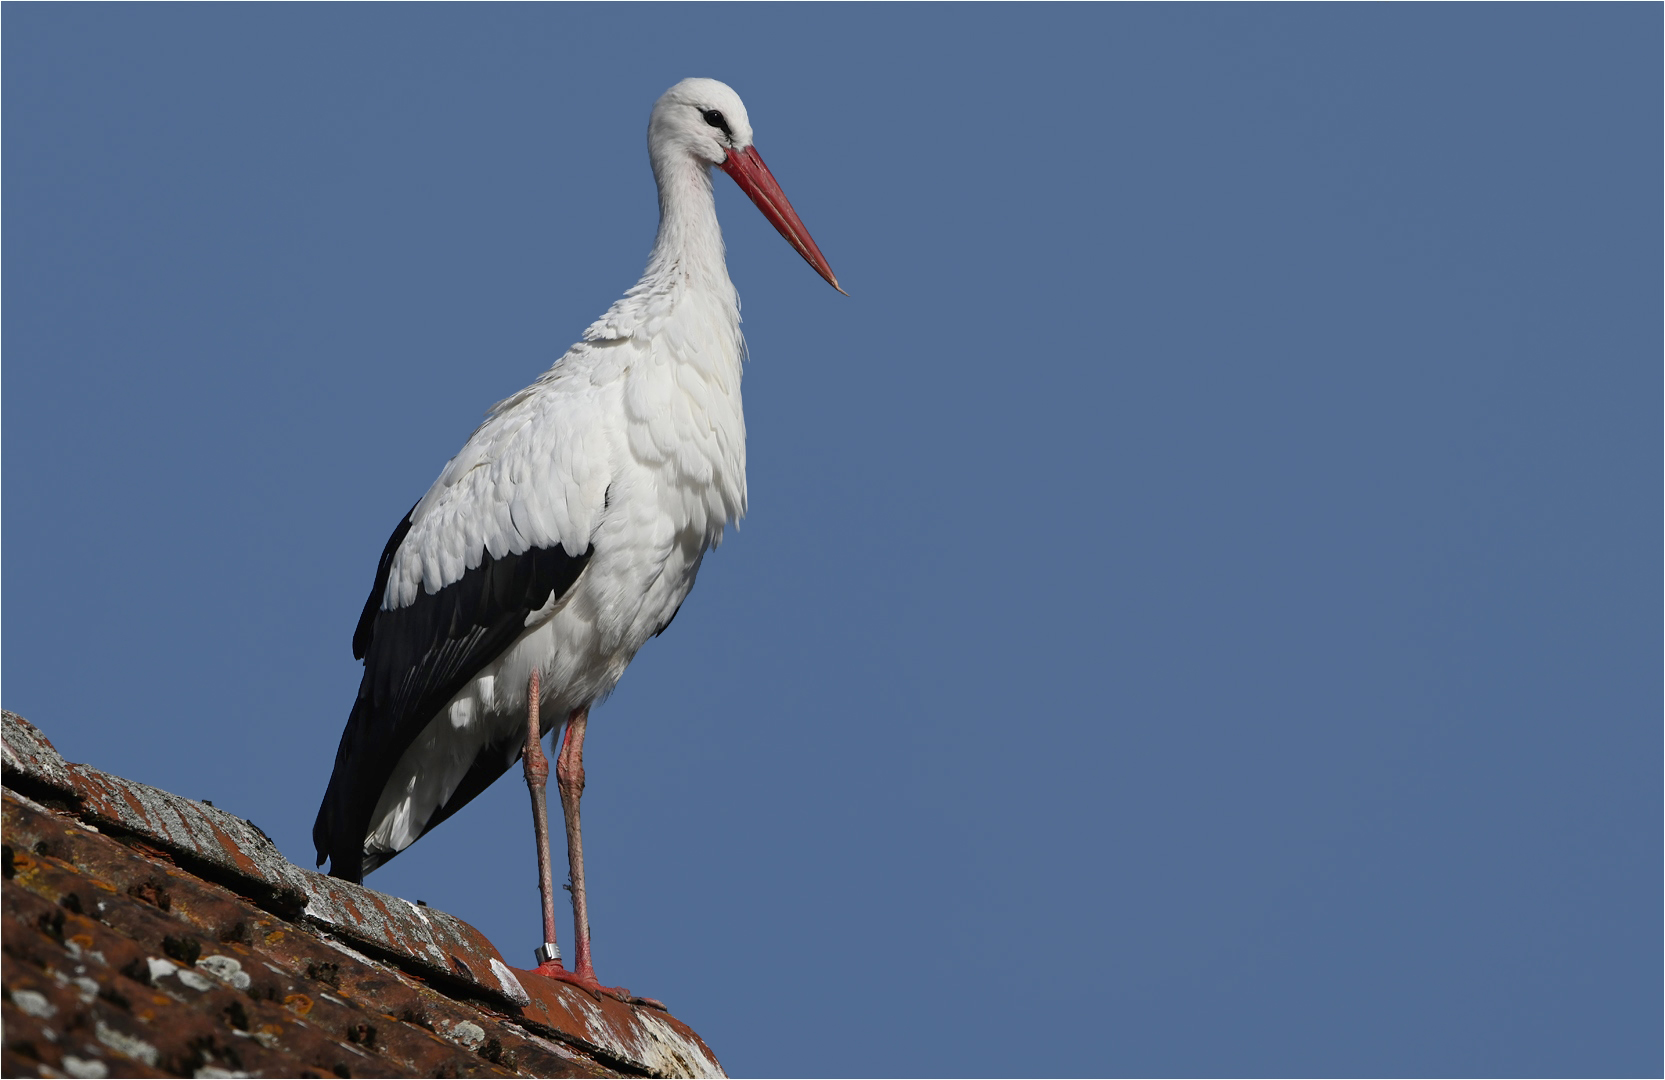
[526,694,641,1001]
[551,708,666,1007]
[554,707,623,995]
[522,670,567,976]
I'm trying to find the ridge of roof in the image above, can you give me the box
[1,710,726,1079]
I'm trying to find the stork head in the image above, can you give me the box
[650,78,755,165]
[650,78,843,294]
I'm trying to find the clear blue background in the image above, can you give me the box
[5,6,1658,1077]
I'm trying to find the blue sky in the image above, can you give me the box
[4,6,1658,1076]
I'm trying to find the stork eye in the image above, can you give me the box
[702,109,731,136]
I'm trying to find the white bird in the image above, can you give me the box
[313,77,840,997]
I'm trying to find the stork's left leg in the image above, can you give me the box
[553,706,646,1002]
[555,708,602,985]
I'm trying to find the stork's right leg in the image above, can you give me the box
[523,669,566,977]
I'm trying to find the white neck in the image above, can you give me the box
[575,147,742,351]
[643,151,732,294]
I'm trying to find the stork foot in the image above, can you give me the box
[529,961,633,1002]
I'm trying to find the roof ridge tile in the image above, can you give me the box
[1,709,726,1078]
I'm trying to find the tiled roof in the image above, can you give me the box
[1,711,725,1079]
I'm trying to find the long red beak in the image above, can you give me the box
[720,144,846,295]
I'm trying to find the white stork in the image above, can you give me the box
[313,77,840,997]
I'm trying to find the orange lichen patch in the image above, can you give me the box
[204,817,262,877]
[283,992,314,1016]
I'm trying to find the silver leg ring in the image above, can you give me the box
[535,942,561,964]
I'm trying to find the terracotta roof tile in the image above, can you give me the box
[2,711,725,1079]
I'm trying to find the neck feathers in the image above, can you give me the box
[578,152,741,349]
[646,154,731,295]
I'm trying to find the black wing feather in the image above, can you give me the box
[353,502,417,661]
[314,508,591,881]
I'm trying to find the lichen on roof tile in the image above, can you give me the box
[1,709,725,1079]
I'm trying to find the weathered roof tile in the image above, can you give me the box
[2,708,78,798]
[1,711,725,1079]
